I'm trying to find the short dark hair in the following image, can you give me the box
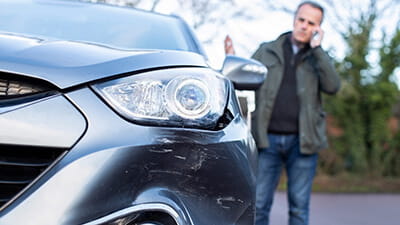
[295,1,324,24]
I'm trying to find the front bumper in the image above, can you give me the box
[0,87,257,225]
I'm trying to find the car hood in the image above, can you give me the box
[0,33,208,89]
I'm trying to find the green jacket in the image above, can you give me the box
[251,32,341,154]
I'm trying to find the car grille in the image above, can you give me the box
[0,79,47,97]
[0,72,53,98]
[0,144,66,209]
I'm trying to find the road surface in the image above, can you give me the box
[270,191,400,225]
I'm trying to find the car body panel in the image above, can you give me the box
[0,34,207,89]
[0,94,86,148]
[1,88,256,225]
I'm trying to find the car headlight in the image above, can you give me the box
[91,68,229,129]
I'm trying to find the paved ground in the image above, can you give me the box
[269,191,400,225]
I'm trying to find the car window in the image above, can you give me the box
[0,0,193,52]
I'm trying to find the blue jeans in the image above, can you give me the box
[255,134,318,225]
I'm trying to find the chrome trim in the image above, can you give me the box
[82,203,181,225]
[0,93,55,114]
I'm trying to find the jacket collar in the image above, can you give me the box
[266,32,291,64]
[267,31,313,63]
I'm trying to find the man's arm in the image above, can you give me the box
[313,47,341,95]
[310,27,341,94]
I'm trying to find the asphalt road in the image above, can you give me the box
[269,191,400,225]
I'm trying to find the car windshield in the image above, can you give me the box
[0,0,193,52]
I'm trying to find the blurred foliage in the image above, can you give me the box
[320,5,400,177]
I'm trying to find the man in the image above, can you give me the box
[225,1,340,225]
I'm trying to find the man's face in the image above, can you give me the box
[292,4,323,44]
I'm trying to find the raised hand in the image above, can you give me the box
[224,35,236,55]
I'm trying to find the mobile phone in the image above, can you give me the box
[312,31,320,41]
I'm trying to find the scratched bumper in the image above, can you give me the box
[0,88,257,225]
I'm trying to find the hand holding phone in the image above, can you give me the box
[310,27,324,48]
[312,31,320,41]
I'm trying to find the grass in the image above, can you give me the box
[277,173,400,193]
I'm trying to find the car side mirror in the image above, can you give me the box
[221,55,267,90]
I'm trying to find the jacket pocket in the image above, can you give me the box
[302,110,328,153]
[313,110,327,148]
